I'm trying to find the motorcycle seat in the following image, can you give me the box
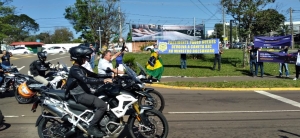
[45,90,66,101]
[67,99,91,111]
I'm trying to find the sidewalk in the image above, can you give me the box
[145,75,299,91]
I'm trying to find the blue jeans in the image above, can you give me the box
[181,59,186,69]
[279,63,289,76]
[89,55,95,69]
[0,76,3,84]
[250,60,256,75]
[1,64,10,70]
[256,62,264,77]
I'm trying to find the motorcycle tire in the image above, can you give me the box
[127,109,169,138]
[14,87,34,104]
[138,90,165,112]
[0,110,4,127]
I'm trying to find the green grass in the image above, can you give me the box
[93,49,295,77]
[162,79,300,88]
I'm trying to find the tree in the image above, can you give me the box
[0,0,15,43]
[64,0,125,46]
[36,31,52,44]
[252,9,285,36]
[50,27,74,43]
[221,0,275,68]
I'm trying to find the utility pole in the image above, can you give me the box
[96,27,103,50]
[119,2,122,41]
[230,20,233,49]
[290,7,294,49]
[223,6,226,44]
[194,17,196,40]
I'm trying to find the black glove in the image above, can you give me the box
[121,42,125,52]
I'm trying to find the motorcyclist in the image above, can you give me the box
[66,46,112,137]
[29,52,51,86]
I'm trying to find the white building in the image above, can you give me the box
[284,21,300,34]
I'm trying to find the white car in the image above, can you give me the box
[143,45,154,51]
[42,46,67,54]
[108,45,122,52]
[9,47,32,54]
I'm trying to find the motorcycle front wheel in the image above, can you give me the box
[128,109,169,138]
[14,88,34,104]
[138,90,165,112]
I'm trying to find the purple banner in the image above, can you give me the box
[254,35,292,48]
[258,51,298,63]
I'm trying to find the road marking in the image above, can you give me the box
[17,66,25,71]
[47,56,70,62]
[255,90,300,108]
[168,110,300,114]
[4,116,19,118]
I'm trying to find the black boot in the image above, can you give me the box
[87,125,104,137]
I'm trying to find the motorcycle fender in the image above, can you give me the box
[139,105,153,114]
[35,115,43,127]
[144,88,154,93]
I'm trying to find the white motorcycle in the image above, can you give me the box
[32,64,169,138]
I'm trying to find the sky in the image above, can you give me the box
[9,0,300,39]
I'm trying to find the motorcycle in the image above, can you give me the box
[14,62,69,104]
[31,64,169,138]
[0,65,19,94]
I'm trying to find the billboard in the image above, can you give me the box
[131,24,204,41]
[157,39,219,54]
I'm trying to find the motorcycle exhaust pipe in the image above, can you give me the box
[43,104,88,135]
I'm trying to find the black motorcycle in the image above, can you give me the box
[0,65,19,94]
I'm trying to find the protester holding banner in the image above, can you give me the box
[248,45,257,77]
[279,46,289,77]
[256,47,264,78]
[293,49,300,80]
[212,45,223,71]
[146,45,164,82]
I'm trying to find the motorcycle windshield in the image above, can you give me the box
[136,62,147,75]
[60,61,69,73]
[123,64,142,83]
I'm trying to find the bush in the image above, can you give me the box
[123,56,137,72]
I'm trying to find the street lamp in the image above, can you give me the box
[96,27,103,50]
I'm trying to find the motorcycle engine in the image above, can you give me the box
[99,113,120,133]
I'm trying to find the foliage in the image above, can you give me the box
[50,27,74,43]
[36,32,52,44]
[252,9,285,36]
[123,56,137,71]
[64,0,125,46]
[72,38,83,43]
[0,0,15,42]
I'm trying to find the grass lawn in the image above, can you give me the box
[93,49,297,77]
[162,79,300,88]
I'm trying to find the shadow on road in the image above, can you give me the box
[278,129,300,138]
[0,123,11,131]
[0,90,15,99]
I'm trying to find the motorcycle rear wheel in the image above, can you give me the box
[14,88,34,104]
[138,90,165,112]
[128,109,169,138]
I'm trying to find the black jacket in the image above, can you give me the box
[29,60,51,77]
[66,65,111,95]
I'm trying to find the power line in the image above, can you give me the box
[189,0,208,15]
[197,0,220,20]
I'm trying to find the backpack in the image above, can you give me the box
[148,56,156,67]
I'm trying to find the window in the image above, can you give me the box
[54,47,61,49]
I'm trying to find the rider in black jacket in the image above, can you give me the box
[66,46,112,137]
[29,52,51,86]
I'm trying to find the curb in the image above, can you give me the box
[145,83,300,91]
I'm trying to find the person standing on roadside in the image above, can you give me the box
[294,49,300,80]
[248,45,257,77]
[180,54,187,69]
[212,45,223,71]
[256,47,264,78]
[279,46,289,77]
[89,44,95,69]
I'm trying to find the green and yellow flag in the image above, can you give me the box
[145,50,164,80]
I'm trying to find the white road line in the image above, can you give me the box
[4,116,19,118]
[168,110,300,114]
[255,90,300,108]
[47,56,70,62]
[17,66,25,71]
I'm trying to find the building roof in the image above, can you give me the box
[10,42,44,46]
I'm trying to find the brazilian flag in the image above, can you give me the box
[145,49,164,80]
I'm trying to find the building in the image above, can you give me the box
[284,21,300,34]
[10,42,44,53]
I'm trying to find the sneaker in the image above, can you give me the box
[87,125,104,137]
[293,78,297,80]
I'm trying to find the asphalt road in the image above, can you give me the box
[2,54,300,138]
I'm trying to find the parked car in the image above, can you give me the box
[42,46,67,54]
[108,45,122,52]
[143,45,154,51]
[9,47,32,54]
[233,42,246,49]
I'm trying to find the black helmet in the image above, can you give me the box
[69,46,93,64]
[37,52,47,61]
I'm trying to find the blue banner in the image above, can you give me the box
[258,51,298,64]
[157,39,219,54]
[254,35,292,48]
